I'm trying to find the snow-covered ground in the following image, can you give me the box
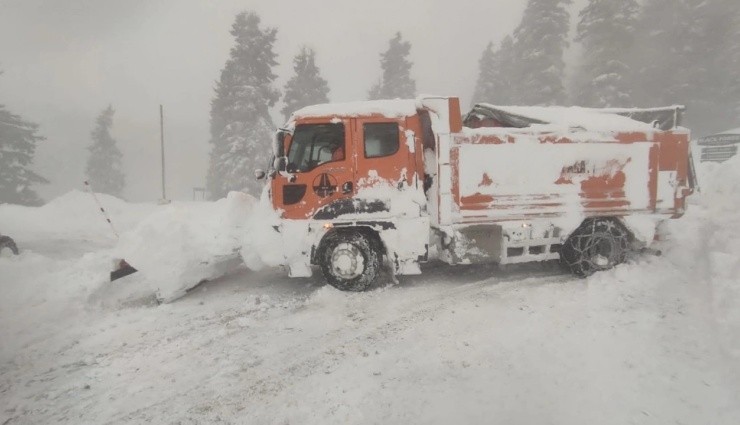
[2,159,740,424]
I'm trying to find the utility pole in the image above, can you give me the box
[160,104,167,201]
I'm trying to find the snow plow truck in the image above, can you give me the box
[255,96,694,291]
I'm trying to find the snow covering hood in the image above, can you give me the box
[466,103,685,132]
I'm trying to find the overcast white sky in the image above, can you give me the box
[1,0,587,202]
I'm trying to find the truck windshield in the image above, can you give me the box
[287,123,345,172]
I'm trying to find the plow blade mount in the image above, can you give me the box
[111,259,138,281]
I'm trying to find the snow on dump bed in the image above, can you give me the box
[475,103,660,132]
[292,99,418,120]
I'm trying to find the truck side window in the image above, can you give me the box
[364,123,399,158]
[287,123,345,172]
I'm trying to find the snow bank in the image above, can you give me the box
[114,191,256,302]
[1,189,261,305]
[694,155,740,342]
[0,190,156,242]
[240,188,284,270]
[646,154,740,356]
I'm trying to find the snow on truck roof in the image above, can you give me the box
[469,103,685,133]
[292,99,419,119]
[290,98,685,134]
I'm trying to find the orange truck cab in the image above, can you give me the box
[257,96,694,291]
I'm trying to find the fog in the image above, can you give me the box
[2,0,568,202]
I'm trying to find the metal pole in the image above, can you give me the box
[160,104,166,200]
[84,181,120,239]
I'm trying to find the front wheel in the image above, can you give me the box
[560,218,629,277]
[319,231,380,291]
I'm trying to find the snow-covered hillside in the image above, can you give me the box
[1,158,739,424]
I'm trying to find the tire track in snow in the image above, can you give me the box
[109,268,571,423]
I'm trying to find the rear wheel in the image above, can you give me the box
[560,218,629,277]
[319,231,380,291]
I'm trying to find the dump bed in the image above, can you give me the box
[433,104,692,226]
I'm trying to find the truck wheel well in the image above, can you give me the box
[313,226,386,265]
[560,217,632,277]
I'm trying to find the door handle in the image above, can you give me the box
[342,181,353,194]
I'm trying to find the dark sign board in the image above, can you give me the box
[697,133,740,146]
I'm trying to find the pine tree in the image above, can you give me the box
[206,11,279,199]
[0,103,48,205]
[510,0,572,105]
[685,0,740,134]
[633,0,739,135]
[572,0,639,107]
[729,2,740,118]
[368,32,416,100]
[85,105,124,198]
[472,42,497,105]
[471,36,516,105]
[281,47,330,121]
[632,0,692,106]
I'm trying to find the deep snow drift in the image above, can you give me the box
[1,157,739,424]
[113,192,256,302]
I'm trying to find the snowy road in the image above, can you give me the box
[3,160,740,424]
[2,243,738,424]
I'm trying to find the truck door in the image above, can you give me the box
[275,119,355,219]
[352,117,413,189]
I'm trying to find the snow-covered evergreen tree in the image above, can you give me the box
[85,105,124,198]
[510,0,572,105]
[368,32,416,100]
[633,0,739,135]
[281,47,330,121]
[471,36,516,105]
[206,11,279,199]
[0,103,47,205]
[472,42,497,105]
[685,0,740,134]
[729,2,740,117]
[632,0,695,107]
[572,0,639,107]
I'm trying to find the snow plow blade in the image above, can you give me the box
[98,251,243,307]
[110,259,138,281]
[94,252,243,309]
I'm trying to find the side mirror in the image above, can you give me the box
[254,169,266,180]
[276,156,288,171]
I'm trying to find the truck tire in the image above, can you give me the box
[0,236,19,256]
[560,218,629,277]
[319,231,380,291]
